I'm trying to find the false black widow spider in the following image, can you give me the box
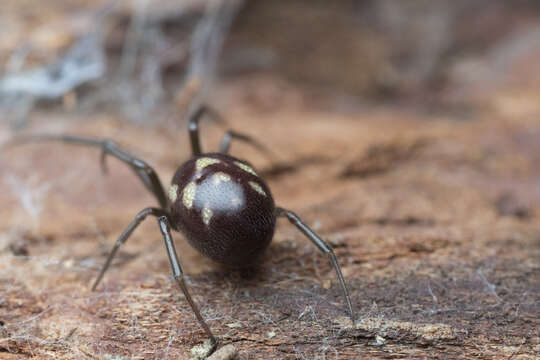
[6,106,355,353]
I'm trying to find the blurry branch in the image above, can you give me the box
[0,34,106,127]
[119,0,150,79]
[0,0,242,126]
[185,0,243,108]
[0,35,105,100]
[97,0,168,122]
[0,3,115,127]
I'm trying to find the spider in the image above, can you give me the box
[6,106,355,353]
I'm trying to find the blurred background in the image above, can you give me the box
[1,1,539,359]
[1,0,540,124]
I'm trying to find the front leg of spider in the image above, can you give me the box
[89,207,218,351]
[276,207,356,324]
[91,207,167,291]
[158,216,218,350]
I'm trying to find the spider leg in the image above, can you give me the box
[158,215,218,350]
[188,105,275,161]
[91,207,169,291]
[275,207,356,323]
[91,210,217,350]
[188,105,225,156]
[5,134,168,209]
[219,130,274,159]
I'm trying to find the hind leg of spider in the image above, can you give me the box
[92,207,169,291]
[158,216,218,351]
[276,207,356,323]
[4,135,168,209]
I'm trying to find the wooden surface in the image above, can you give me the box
[1,79,539,359]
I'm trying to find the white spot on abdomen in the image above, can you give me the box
[212,172,231,185]
[202,206,213,225]
[168,184,178,202]
[234,161,257,176]
[196,157,220,172]
[249,181,266,196]
[183,181,197,208]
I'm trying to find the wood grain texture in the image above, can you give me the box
[1,79,539,359]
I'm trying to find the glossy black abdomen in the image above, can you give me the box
[169,153,276,267]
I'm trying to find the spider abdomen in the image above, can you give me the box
[169,153,276,267]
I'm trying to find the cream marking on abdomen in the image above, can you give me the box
[183,181,197,208]
[212,172,231,185]
[202,206,213,225]
[168,184,178,202]
[248,181,266,196]
[196,157,221,172]
[234,161,257,176]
